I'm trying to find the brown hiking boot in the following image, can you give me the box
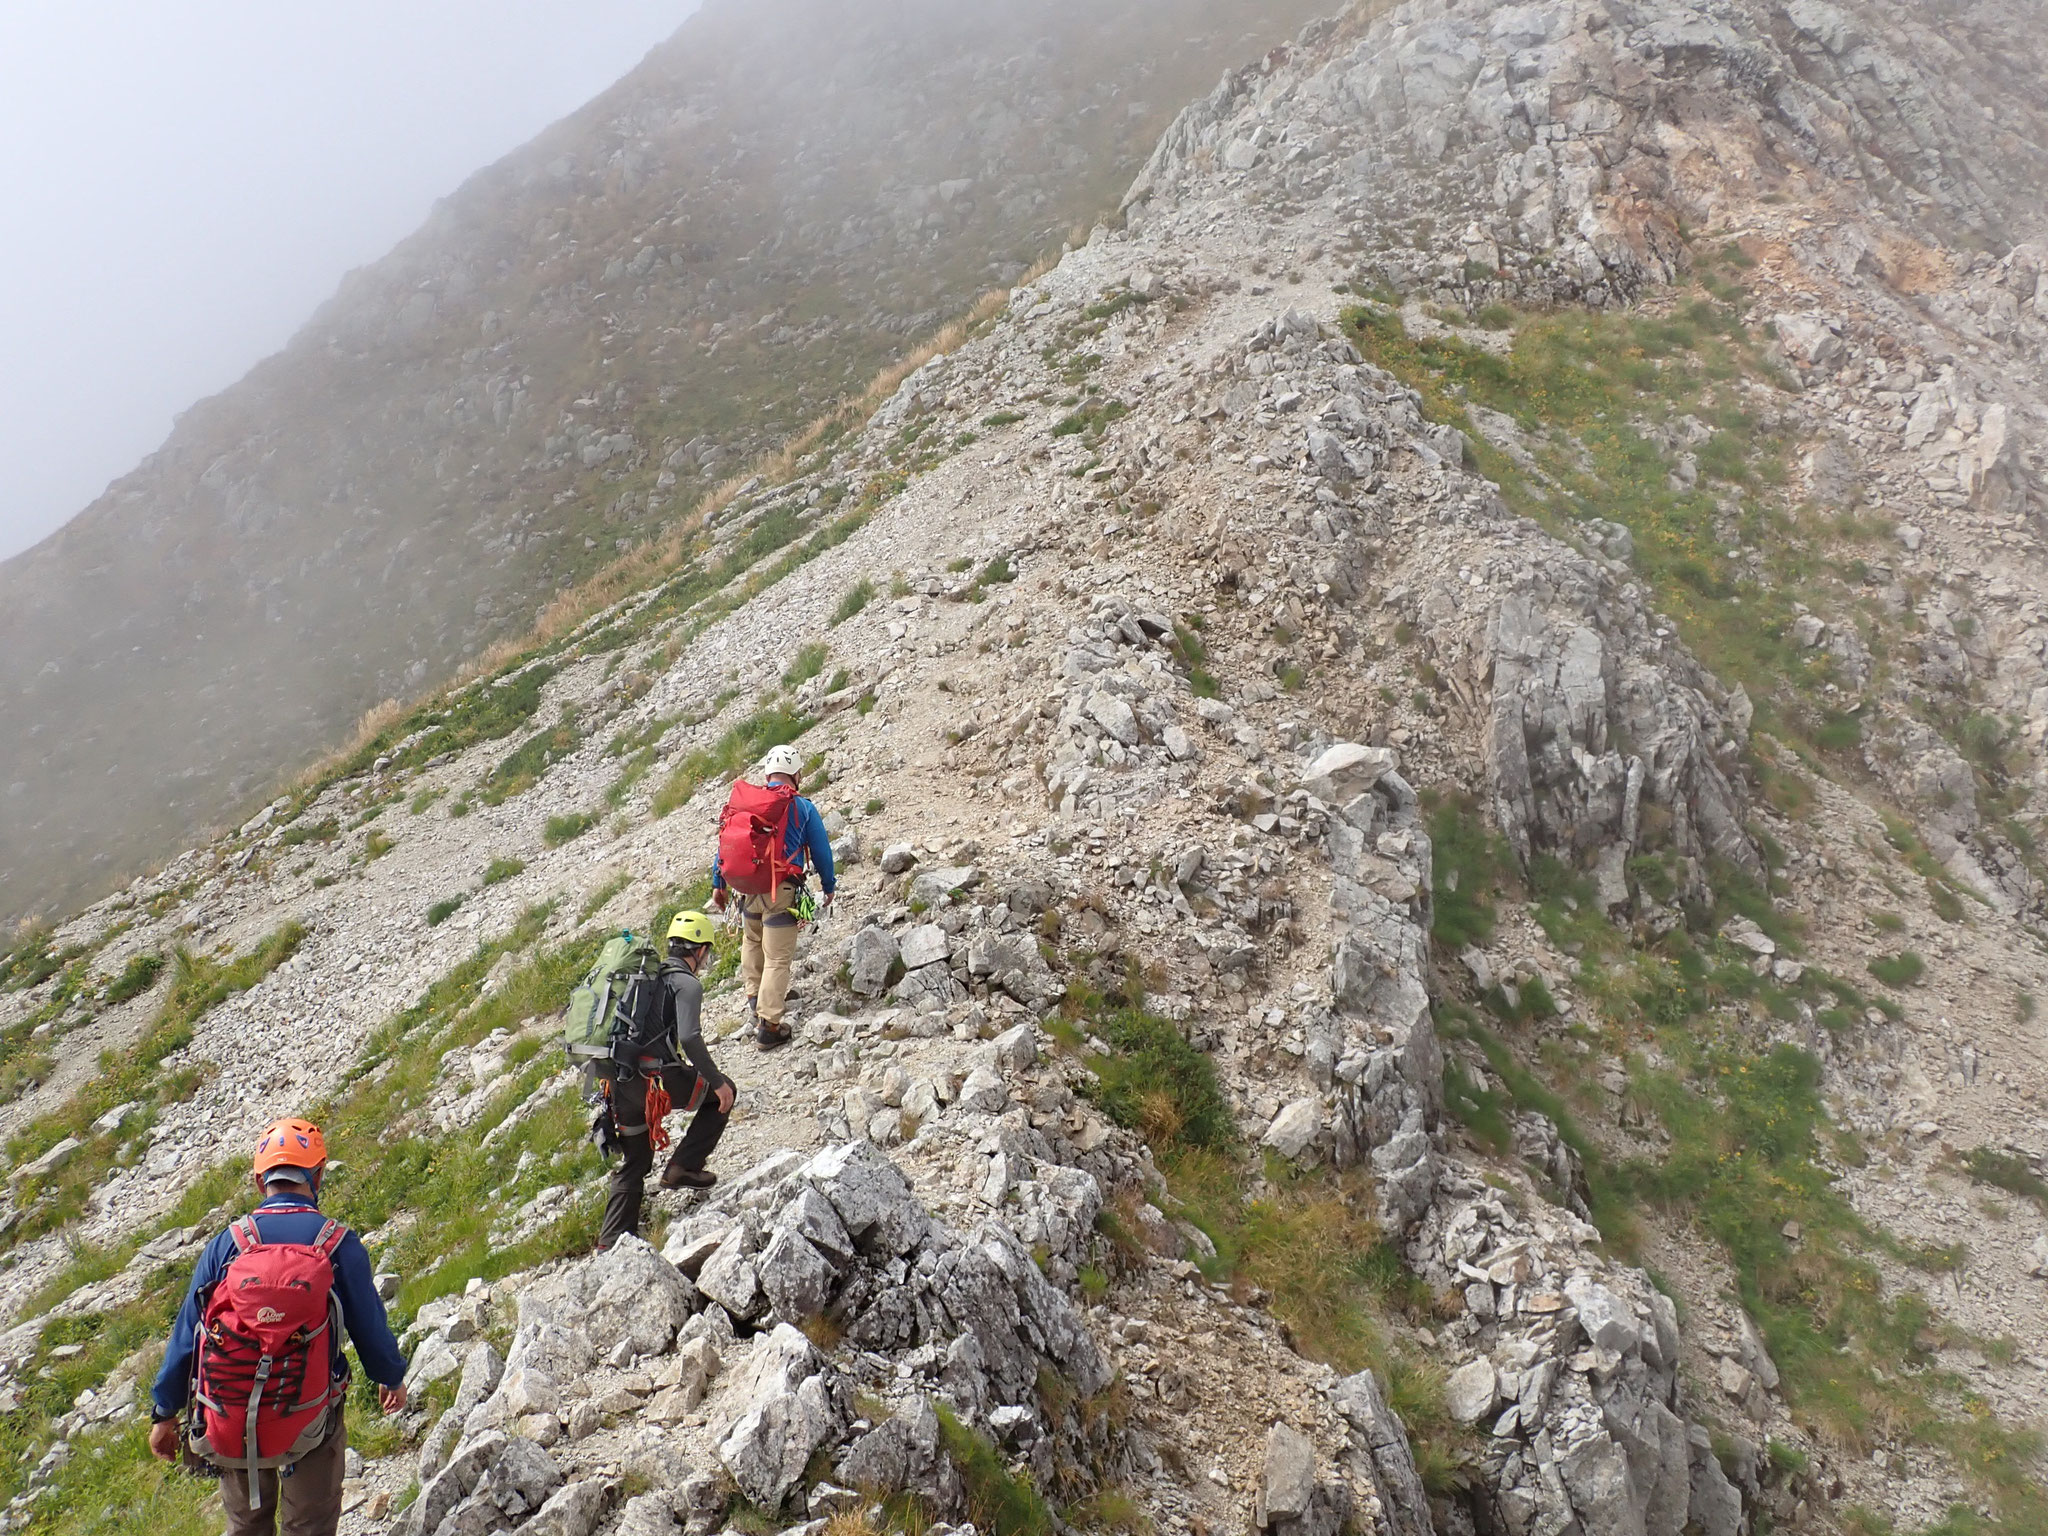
[661,1164,717,1189]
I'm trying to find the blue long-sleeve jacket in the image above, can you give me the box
[712,794,835,895]
[151,1191,408,1419]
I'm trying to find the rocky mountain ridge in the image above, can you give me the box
[1,2,2046,1535]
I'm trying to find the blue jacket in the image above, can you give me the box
[151,1191,408,1420]
[712,793,835,895]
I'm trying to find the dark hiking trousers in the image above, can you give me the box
[220,1405,346,1536]
[599,1063,730,1249]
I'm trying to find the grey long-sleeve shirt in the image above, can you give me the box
[662,965,723,1084]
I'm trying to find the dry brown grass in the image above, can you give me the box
[292,696,404,791]
[797,1312,846,1352]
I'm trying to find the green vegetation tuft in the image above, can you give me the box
[1427,794,1511,950]
[278,816,340,847]
[481,857,526,887]
[1867,951,1925,988]
[3,924,304,1253]
[1082,1008,1233,1151]
[543,812,597,848]
[1960,1148,2048,1215]
[831,577,876,626]
[935,1403,1057,1536]
[101,953,164,1007]
[579,871,633,923]
[782,642,829,690]
[482,719,581,805]
[425,896,464,927]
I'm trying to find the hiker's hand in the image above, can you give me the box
[817,893,835,919]
[379,1385,408,1414]
[148,1420,178,1461]
[710,888,728,912]
[714,1079,737,1115]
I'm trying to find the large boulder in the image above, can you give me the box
[392,1431,506,1536]
[800,1141,928,1256]
[715,1324,845,1507]
[523,1480,612,1536]
[847,925,900,997]
[836,1398,962,1511]
[586,1234,698,1356]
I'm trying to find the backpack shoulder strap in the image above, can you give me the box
[227,1216,263,1254]
[310,1218,348,1258]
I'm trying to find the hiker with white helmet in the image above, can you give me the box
[712,742,835,1048]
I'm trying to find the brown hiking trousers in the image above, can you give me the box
[219,1405,347,1536]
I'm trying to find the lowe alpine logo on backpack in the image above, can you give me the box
[718,778,802,898]
[189,1212,347,1508]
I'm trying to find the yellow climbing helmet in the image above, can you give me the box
[667,910,716,946]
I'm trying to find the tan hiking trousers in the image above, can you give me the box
[738,886,801,1027]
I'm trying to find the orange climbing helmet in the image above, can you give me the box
[253,1117,327,1180]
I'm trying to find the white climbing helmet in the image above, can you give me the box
[760,744,804,780]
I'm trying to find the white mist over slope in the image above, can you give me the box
[0,0,698,560]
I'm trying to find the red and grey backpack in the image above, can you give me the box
[188,1211,348,1507]
[717,779,803,899]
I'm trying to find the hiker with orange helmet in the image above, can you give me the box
[149,1116,408,1535]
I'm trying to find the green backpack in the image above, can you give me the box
[562,933,663,1060]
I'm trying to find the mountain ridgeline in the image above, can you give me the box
[0,0,1331,927]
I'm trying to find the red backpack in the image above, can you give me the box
[718,779,803,898]
[189,1213,348,1507]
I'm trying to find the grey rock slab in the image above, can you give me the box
[395,1430,505,1536]
[908,865,980,905]
[800,1140,928,1256]
[956,1067,1009,1114]
[1559,1435,1641,1536]
[991,1022,1038,1072]
[663,1212,738,1276]
[614,1491,682,1536]
[522,1480,613,1536]
[696,1230,766,1321]
[476,1433,563,1519]
[11,1137,81,1185]
[837,1398,961,1509]
[1086,692,1141,746]
[1564,1275,1640,1356]
[896,923,950,971]
[780,1184,857,1270]
[1445,1358,1499,1424]
[715,1324,842,1507]
[847,926,900,998]
[1332,1371,1430,1536]
[1299,743,1396,803]
[1688,1427,1742,1536]
[586,1233,698,1356]
[879,844,918,875]
[758,1226,836,1323]
[1260,1098,1321,1159]
[1261,1423,1317,1523]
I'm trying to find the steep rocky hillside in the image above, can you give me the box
[2,2,2047,1536]
[0,0,1332,930]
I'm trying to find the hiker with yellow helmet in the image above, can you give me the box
[594,910,734,1250]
